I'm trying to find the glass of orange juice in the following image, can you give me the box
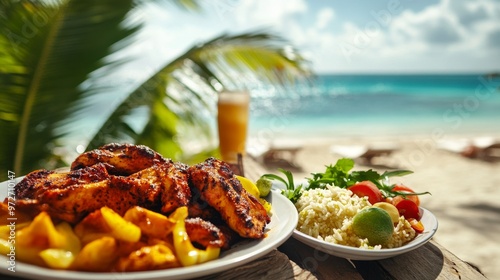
[217,90,250,163]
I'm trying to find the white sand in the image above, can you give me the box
[261,135,500,279]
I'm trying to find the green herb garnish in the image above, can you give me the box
[260,158,430,203]
[261,168,303,203]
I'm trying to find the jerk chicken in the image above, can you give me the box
[15,161,189,224]
[188,158,270,239]
[71,143,168,175]
[11,143,270,248]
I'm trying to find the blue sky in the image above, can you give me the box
[129,0,500,74]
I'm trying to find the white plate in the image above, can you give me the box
[292,207,438,260]
[0,178,298,280]
[272,180,438,260]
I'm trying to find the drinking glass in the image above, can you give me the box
[217,90,250,163]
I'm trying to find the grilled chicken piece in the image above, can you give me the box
[14,163,109,200]
[187,185,224,223]
[15,175,163,224]
[0,202,34,224]
[129,161,191,214]
[188,158,270,239]
[71,143,167,175]
[185,217,230,249]
[13,158,190,223]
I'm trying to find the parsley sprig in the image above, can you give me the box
[261,169,303,203]
[261,158,431,203]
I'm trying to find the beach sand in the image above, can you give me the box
[258,135,500,279]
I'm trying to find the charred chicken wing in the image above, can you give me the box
[15,174,163,224]
[71,143,167,175]
[185,217,230,249]
[188,158,270,239]
[15,163,110,200]
[128,161,191,214]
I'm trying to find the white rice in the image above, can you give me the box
[295,185,416,249]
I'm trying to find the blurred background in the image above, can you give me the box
[2,0,498,175]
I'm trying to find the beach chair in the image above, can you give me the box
[436,138,470,153]
[329,142,400,164]
[247,140,303,170]
[483,143,500,160]
[437,137,500,161]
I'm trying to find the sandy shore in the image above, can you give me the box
[256,135,500,279]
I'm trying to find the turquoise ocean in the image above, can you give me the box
[248,74,500,140]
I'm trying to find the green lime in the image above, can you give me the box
[256,177,272,197]
[352,207,394,246]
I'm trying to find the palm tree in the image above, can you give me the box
[0,0,309,181]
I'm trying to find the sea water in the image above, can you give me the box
[248,74,500,140]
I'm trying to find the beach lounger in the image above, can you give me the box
[330,142,400,164]
[437,137,500,161]
[436,138,470,153]
[247,140,303,170]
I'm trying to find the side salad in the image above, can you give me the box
[260,158,431,234]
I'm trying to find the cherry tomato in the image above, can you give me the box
[391,195,404,206]
[348,181,383,205]
[392,184,420,206]
[408,218,425,233]
[393,198,420,220]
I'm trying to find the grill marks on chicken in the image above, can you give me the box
[71,143,167,175]
[22,179,136,223]
[16,170,165,223]
[15,163,110,200]
[12,143,269,246]
[185,217,230,249]
[14,163,192,224]
[128,162,191,214]
[188,158,270,239]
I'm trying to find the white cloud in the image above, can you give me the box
[387,0,499,53]
[233,0,308,29]
[315,8,335,29]
[134,0,500,74]
[306,0,500,73]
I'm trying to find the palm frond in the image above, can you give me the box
[88,31,310,161]
[0,0,138,179]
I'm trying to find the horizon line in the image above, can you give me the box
[312,71,500,76]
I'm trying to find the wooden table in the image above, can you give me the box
[200,238,486,280]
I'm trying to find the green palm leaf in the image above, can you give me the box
[0,0,138,179]
[0,0,310,181]
[87,31,310,162]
